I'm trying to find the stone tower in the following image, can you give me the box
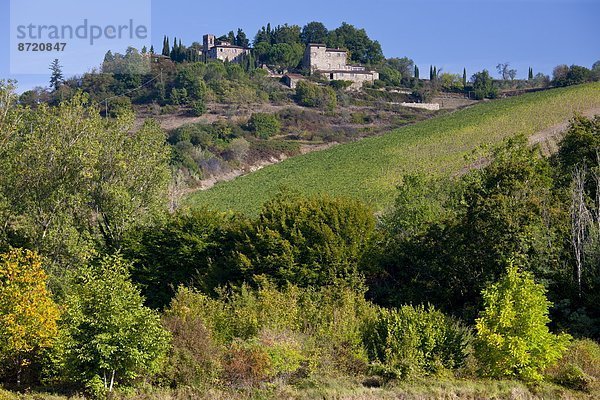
[203,34,215,53]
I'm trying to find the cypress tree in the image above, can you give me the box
[430,65,433,80]
[433,66,437,80]
[528,67,534,80]
[414,65,419,79]
[463,68,467,87]
[162,36,170,57]
[150,45,154,54]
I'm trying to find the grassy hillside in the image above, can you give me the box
[186,83,600,215]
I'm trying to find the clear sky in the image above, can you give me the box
[1,0,598,92]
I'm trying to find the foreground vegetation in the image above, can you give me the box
[1,78,600,399]
[187,82,600,214]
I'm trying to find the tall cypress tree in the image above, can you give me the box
[528,67,534,80]
[430,65,433,80]
[162,36,170,57]
[433,66,437,80]
[463,68,467,87]
[150,45,154,54]
[414,65,419,79]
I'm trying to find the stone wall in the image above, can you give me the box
[330,70,379,90]
[400,102,440,111]
[207,46,250,63]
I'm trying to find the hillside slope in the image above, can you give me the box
[186,83,600,215]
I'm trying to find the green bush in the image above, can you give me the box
[106,96,132,118]
[295,81,337,111]
[363,305,472,378]
[546,339,600,392]
[475,263,571,382]
[237,192,376,287]
[248,112,281,139]
[329,80,353,90]
[190,99,206,116]
[163,281,375,385]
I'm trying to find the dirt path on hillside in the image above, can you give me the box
[528,107,600,154]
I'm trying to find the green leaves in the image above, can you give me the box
[475,262,571,381]
[62,254,170,388]
[0,249,60,384]
[0,89,170,266]
[241,192,376,287]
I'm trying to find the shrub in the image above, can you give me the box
[161,302,221,388]
[223,339,271,387]
[106,96,132,118]
[546,339,600,392]
[190,99,206,116]
[248,113,281,139]
[238,192,376,287]
[330,80,353,90]
[163,281,375,384]
[475,263,571,382]
[295,81,337,111]
[363,305,472,378]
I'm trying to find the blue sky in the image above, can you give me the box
[1,0,598,92]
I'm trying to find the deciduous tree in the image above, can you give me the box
[0,249,59,386]
[475,262,571,381]
[62,254,170,392]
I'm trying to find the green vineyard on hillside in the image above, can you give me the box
[186,83,600,215]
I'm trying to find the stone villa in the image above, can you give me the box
[197,34,377,90]
[301,44,379,89]
[201,34,251,63]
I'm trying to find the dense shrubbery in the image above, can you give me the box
[295,81,337,111]
[123,193,376,308]
[248,112,281,139]
[363,305,472,378]
[159,281,472,389]
[546,339,600,392]
[2,78,600,398]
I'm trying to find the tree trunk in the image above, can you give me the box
[109,370,115,392]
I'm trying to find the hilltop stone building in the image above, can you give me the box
[302,44,379,90]
[201,34,251,63]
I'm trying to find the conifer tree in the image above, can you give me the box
[49,59,64,91]
[463,68,467,87]
[429,65,433,80]
[528,67,534,80]
[150,45,154,54]
[162,36,170,57]
[414,65,419,79]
